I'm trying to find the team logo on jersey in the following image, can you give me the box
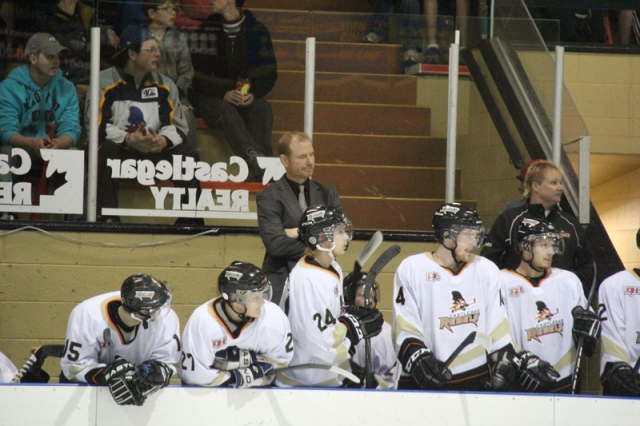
[439,291,480,332]
[557,229,571,239]
[625,287,640,297]
[426,272,440,282]
[522,218,540,227]
[135,291,155,299]
[509,285,525,297]
[334,285,339,296]
[141,87,159,99]
[225,271,243,280]
[212,337,227,349]
[525,300,564,342]
[535,301,558,322]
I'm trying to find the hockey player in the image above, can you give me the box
[500,219,600,393]
[393,202,521,391]
[178,261,292,387]
[343,271,400,389]
[61,274,179,406]
[598,229,640,397]
[277,205,384,387]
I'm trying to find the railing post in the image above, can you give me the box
[552,45,564,166]
[87,27,101,222]
[304,37,316,138]
[446,31,460,203]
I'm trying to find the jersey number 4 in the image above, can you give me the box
[395,287,406,305]
[313,309,337,332]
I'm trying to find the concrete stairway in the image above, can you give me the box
[252,2,470,232]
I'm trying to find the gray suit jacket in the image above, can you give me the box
[256,177,342,304]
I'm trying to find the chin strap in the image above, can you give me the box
[524,255,546,274]
[443,240,463,265]
[315,243,337,262]
[225,300,248,322]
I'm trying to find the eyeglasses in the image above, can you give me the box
[141,46,160,53]
[156,5,176,13]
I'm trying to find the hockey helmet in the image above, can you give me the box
[121,274,172,321]
[343,271,379,307]
[431,203,485,248]
[637,228,640,249]
[218,261,272,305]
[298,205,353,248]
[515,218,564,256]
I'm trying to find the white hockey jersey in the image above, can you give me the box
[178,297,293,386]
[500,268,586,383]
[0,351,18,383]
[393,252,512,380]
[276,256,351,387]
[352,322,400,389]
[598,269,640,375]
[60,291,181,383]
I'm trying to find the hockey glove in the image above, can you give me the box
[571,306,601,357]
[102,358,145,406]
[132,360,173,397]
[232,363,274,389]
[485,349,520,390]
[405,348,451,388]
[339,306,384,347]
[517,351,560,392]
[213,346,258,371]
[602,361,640,397]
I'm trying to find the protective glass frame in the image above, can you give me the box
[448,224,486,249]
[525,233,565,256]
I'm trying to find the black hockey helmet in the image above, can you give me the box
[515,218,564,255]
[431,202,485,248]
[636,228,640,249]
[121,274,171,321]
[343,271,379,307]
[218,261,272,305]
[298,205,352,249]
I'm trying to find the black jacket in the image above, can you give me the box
[481,202,594,296]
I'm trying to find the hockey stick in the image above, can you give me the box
[440,331,492,375]
[103,328,113,364]
[571,261,598,394]
[362,244,402,388]
[11,344,65,383]
[353,231,384,276]
[269,363,360,384]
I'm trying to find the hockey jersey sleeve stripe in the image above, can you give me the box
[601,335,631,364]
[392,315,425,343]
[488,317,512,352]
[553,346,577,377]
[449,345,487,369]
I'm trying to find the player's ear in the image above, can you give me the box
[279,154,289,168]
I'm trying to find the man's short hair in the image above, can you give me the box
[277,131,311,157]
[523,159,561,199]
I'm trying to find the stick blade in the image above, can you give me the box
[354,231,384,274]
[473,331,492,352]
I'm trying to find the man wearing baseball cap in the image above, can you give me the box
[85,25,202,225]
[0,32,81,218]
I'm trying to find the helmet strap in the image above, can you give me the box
[522,249,546,274]
[441,234,463,265]
[223,298,248,322]
[315,242,336,261]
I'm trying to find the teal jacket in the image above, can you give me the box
[0,65,81,146]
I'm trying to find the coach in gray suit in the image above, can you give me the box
[257,131,342,304]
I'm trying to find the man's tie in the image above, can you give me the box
[298,185,308,210]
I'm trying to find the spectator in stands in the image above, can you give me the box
[0,32,80,218]
[143,0,197,155]
[85,25,202,224]
[618,10,638,45]
[174,0,211,32]
[363,0,424,67]
[481,159,595,297]
[191,0,277,181]
[503,159,543,211]
[256,131,342,304]
[423,0,472,64]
